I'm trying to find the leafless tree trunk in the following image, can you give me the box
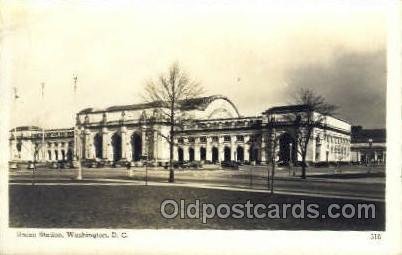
[269,128,278,194]
[143,63,203,183]
[291,88,338,179]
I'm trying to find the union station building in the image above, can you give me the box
[9,95,353,166]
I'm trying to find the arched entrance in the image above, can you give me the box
[178,147,184,162]
[224,146,231,162]
[189,147,195,161]
[278,133,296,164]
[111,133,122,162]
[200,147,206,161]
[131,133,142,161]
[94,133,103,159]
[67,148,73,161]
[249,146,259,162]
[236,146,244,162]
[212,147,219,163]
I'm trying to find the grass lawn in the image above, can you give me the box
[9,185,384,230]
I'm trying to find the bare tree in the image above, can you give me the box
[291,88,338,179]
[143,63,203,183]
[268,128,279,194]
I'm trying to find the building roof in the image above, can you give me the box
[263,104,311,114]
[10,126,41,132]
[78,95,240,115]
[351,126,386,143]
[263,104,350,124]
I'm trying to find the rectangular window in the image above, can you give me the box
[224,135,231,142]
[236,135,244,142]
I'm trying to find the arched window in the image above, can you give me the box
[94,133,103,159]
[131,133,142,161]
[224,146,231,162]
[189,148,195,161]
[212,147,219,163]
[111,133,122,162]
[236,146,244,162]
[200,147,206,161]
[178,147,184,162]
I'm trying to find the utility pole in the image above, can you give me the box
[73,74,82,180]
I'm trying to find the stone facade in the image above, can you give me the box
[9,95,352,165]
[9,126,74,162]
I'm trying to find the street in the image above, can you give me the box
[9,165,385,201]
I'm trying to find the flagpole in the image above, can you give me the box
[12,87,18,161]
[73,74,82,180]
[41,82,45,162]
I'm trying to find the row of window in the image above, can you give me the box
[178,135,251,144]
[330,145,349,155]
[43,141,74,148]
[30,131,73,139]
[185,120,262,129]
[325,135,349,145]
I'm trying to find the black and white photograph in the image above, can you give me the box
[0,0,400,254]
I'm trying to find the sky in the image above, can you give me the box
[2,0,386,129]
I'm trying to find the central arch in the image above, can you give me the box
[94,133,103,159]
[224,146,231,162]
[278,133,296,164]
[131,133,142,161]
[200,147,206,161]
[178,147,184,162]
[212,147,219,163]
[111,133,122,162]
[189,147,195,161]
[67,148,73,161]
[249,146,259,162]
[236,146,244,162]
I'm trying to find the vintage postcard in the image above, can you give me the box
[0,0,400,254]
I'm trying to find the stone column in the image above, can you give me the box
[206,137,212,161]
[153,129,158,161]
[244,144,250,162]
[121,126,127,160]
[141,129,147,158]
[183,144,189,161]
[194,138,201,161]
[309,134,316,162]
[260,134,266,164]
[218,136,224,162]
[51,142,56,161]
[84,129,92,159]
[173,143,178,161]
[102,127,109,160]
[231,137,236,161]
[57,144,62,161]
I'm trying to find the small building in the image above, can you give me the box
[350,126,386,164]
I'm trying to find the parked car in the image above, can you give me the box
[221,161,240,170]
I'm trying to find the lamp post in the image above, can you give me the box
[368,138,373,174]
[289,142,295,176]
[73,74,82,180]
